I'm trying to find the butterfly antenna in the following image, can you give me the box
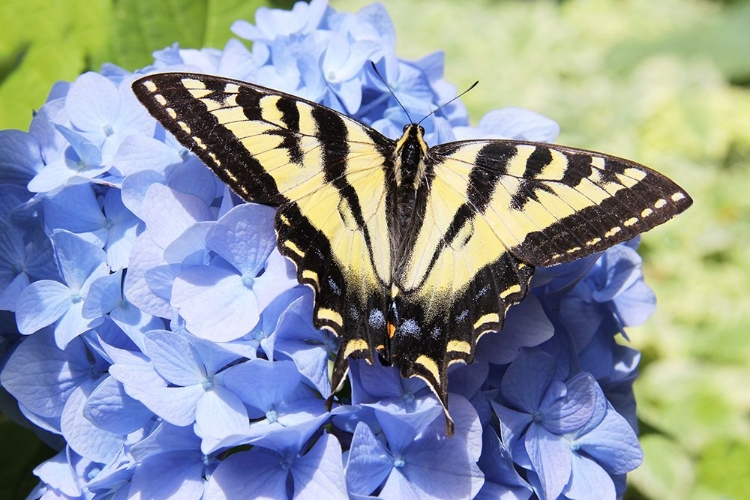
[370,62,414,124]
[418,80,479,126]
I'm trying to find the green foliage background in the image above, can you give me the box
[1,0,748,498]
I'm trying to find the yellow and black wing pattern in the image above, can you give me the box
[132,72,692,434]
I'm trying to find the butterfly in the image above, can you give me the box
[132,72,692,435]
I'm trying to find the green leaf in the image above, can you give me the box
[110,0,208,71]
[628,434,694,500]
[0,417,56,500]
[695,438,750,499]
[0,0,112,130]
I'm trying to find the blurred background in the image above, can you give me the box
[1,0,748,498]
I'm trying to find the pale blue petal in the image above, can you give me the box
[479,294,553,364]
[112,134,182,176]
[61,380,125,464]
[83,270,123,318]
[0,129,43,185]
[575,407,643,475]
[1,330,90,418]
[122,232,172,318]
[204,448,287,500]
[33,450,82,498]
[172,264,260,342]
[346,422,393,495]
[143,330,206,385]
[478,107,560,142]
[165,156,222,207]
[205,203,276,276]
[55,299,101,348]
[525,424,571,500]
[84,375,153,434]
[223,359,301,411]
[130,450,205,500]
[134,385,204,426]
[194,386,250,453]
[564,453,616,500]
[501,349,557,412]
[139,184,212,249]
[43,184,105,238]
[16,279,71,335]
[292,433,347,500]
[66,72,120,134]
[51,230,109,291]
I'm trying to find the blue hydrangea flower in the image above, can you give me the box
[0,1,654,498]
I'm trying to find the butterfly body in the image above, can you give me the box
[133,73,692,435]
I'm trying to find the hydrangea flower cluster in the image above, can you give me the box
[0,1,648,498]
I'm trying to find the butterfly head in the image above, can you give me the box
[394,124,429,188]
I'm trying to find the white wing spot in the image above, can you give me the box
[208,152,221,166]
[194,137,207,149]
[178,121,191,134]
[143,80,157,92]
[566,246,581,254]
[224,83,241,94]
[641,208,653,218]
[155,94,167,105]
[654,199,667,209]
[671,192,686,202]
[605,226,622,238]
[167,108,177,119]
[624,217,638,227]
[586,237,602,246]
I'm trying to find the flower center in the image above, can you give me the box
[266,406,279,423]
[70,292,82,304]
[241,273,255,288]
[393,457,405,468]
[202,377,214,390]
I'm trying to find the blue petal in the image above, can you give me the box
[345,422,393,495]
[501,348,557,412]
[66,72,120,136]
[61,379,125,463]
[223,358,301,412]
[476,427,533,500]
[172,264,261,342]
[143,330,206,385]
[0,129,43,185]
[83,270,123,319]
[205,203,277,277]
[194,385,251,453]
[541,373,598,435]
[477,107,560,142]
[0,330,91,418]
[525,423,571,500]
[292,433,348,500]
[563,453,616,500]
[575,406,643,475]
[84,375,153,435]
[16,279,72,335]
[130,450,206,500]
[43,184,106,240]
[121,232,172,318]
[51,230,109,291]
[204,448,288,499]
[479,294,554,365]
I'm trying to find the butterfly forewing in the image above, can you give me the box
[132,73,395,375]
